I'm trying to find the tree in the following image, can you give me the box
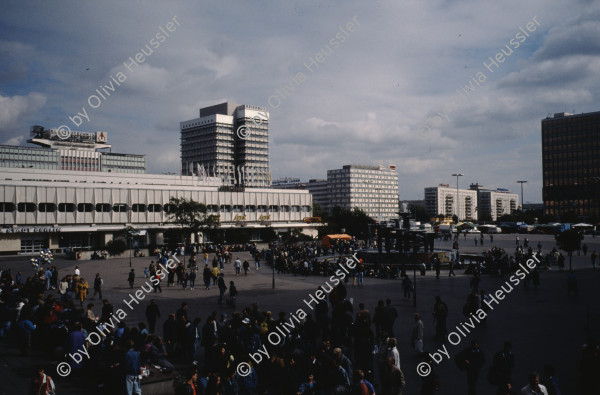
[557,229,584,270]
[105,239,127,256]
[312,203,327,218]
[478,212,493,223]
[262,227,277,242]
[166,197,208,248]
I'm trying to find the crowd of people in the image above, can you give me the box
[0,237,596,394]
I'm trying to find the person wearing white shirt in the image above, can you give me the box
[520,372,548,395]
[386,337,401,368]
[74,266,80,276]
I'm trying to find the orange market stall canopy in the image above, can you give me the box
[322,234,352,247]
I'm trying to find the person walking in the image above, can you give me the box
[181,269,188,290]
[217,273,227,305]
[228,281,238,308]
[412,313,424,354]
[145,299,161,333]
[242,260,250,275]
[128,269,135,288]
[189,269,196,290]
[591,250,598,269]
[93,273,103,300]
[203,265,212,289]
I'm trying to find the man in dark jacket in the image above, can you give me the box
[217,274,227,305]
[380,356,405,395]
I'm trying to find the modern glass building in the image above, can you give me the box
[542,111,600,218]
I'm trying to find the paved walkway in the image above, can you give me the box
[0,233,598,394]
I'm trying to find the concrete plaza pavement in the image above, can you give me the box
[0,233,599,394]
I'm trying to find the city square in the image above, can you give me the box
[0,233,599,394]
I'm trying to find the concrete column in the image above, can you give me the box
[155,232,164,246]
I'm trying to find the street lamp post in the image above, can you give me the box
[517,181,527,211]
[413,255,417,307]
[451,173,464,220]
[129,233,132,268]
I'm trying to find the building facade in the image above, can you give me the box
[424,185,478,221]
[0,168,312,254]
[273,179,329,213]
[0,126,146,173]
[327,165,399,221]
[542,111,600,218]
[470,183,518,221]
[180,102,270,187]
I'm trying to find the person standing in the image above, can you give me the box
[489,342,515,388]
[189,269,196,290]
[591,250,598,269]
[357,260,365,286]
[128,269,135,288]
[203,265,212,289]
[211,265,219,285]
[433,296,448,342]
[228,281,238,307]
[384,299,398,338]
[520,372,548,395]
[234,258,241,276]
[459,340,485,395]
[402,275,412,300]
[412,313,424,354]
[101,299,113,323]
[75,278,89,307]
[123,340,142,395]
[217,273,227,305]
[145,299,161,334]
[379,357,405,395]
[31,366,56,395]
[93,273,103,300]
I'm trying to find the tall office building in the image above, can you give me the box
[180,102,270,187]
[327,164,399,221]
[542,111,600,218]
[0,126,146,173]
[424,185,478,221]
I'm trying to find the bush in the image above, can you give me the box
[105,239,127,256]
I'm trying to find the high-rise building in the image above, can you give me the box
[327,164,399,220]
[470,183,518,221]
[0,126,146,173]
[180,102,270,187]
[424,184,478,221]
[542,111,600,218]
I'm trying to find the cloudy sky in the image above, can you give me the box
[1,0,599,203]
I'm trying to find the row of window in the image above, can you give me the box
[0,202,311,214]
